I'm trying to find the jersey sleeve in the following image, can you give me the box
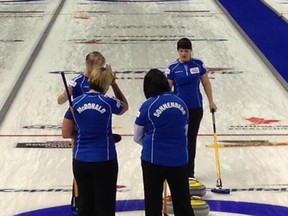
[64,107,73,120]
[135,101,149,126]
[199,60,207,76]
[69,74,84,98]
[133,124,144,145]
[69,79,77,88]
[165,65,174,80]
[106,96,124,114]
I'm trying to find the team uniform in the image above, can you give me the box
[64,92,123,216]
[165,58,206,178]
[67,73,91,214]
[134,92,194,216]
[68,73,123,214]
[69,73,90,99]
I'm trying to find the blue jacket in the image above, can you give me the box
[135,93,189,167]
[69,73,90,99]
[65,92,123,162]
[165,58,207,109]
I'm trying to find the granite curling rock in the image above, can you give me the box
[189,178,207,197]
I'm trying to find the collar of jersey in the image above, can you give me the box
[177,58,191,64]
[86,91,102,96]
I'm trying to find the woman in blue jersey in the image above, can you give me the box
[62,65,128,216]
[165,38,217,180]
[134,69,194,216]
[57,51,106,104]
[58,51,121,214]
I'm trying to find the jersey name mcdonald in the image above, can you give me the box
[76,103,106,114]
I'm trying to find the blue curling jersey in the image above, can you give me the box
[65,92,123,162]
[69,73,90,99]
[165,58,207,109]
[135,93,189,167]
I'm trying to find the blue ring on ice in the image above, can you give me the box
[16,199,288,215]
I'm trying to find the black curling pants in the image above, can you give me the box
[73,159,118,216]
[142,160,194,216]
[187,108,203,178]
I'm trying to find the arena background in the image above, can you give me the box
[0,0,287,215]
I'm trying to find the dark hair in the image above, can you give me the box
[143,69,170,99]
[177,37,192,50]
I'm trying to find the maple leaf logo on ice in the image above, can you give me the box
[246,117,280,125]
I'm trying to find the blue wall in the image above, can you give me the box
[218,0,288,88]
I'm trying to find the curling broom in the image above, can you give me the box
[61,72,79,214]
[211,111,230,194]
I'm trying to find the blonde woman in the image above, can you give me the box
[62,65,128,216]
[58,52,118,214]
[57,51,106,104]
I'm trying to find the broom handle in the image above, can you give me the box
[61,72,73,107]
[212,111,223,187]
[61,72,78,198]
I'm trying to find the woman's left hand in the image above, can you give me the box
[209,102,217,112]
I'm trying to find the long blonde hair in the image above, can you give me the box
[85,51,106,75]
[89,67,113,94]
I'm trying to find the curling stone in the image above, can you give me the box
[191,196,210,216]
[189,178,206,197]
[166,196,210,216]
